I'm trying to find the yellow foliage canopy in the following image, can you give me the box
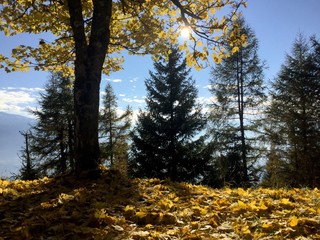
[0,0,247,74]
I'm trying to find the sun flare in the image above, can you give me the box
[180,26,191,38]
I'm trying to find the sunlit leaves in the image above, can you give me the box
[0,0,247,74]
[232,46,239,53]
[288,215,299,227]
[2,171,320,239]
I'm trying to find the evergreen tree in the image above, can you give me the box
[264,35,320,188]
[99,83,132,175]
[18,131,38,180]
[29,72,75,176]
[207,18,266,187]
[130,47,209,182]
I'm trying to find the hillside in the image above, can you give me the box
[0,169,319,239]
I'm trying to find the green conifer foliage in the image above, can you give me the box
[130,47,209,182]
[264,35,320,187]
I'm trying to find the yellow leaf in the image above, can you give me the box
[262,223,272,229]
[169,9,177,16]
[191,221,199,229]
[232,46,239,54]
[173,197,179,202]
[258,201,268,211]
[192,206,207,216]
[232,14,237,21]
[136,210,148,219]
[238,200,247,209]
[167,229,179,235]
[237,188,249,196]
[210,8,216,14]
[241,225,251,234]
[158,31,166,38]
[124,205,134,212]
[145,224,153,229]
[124,205,135,217]
[288,216,299,227]
[280,198,293,206]
[159,199,174,210]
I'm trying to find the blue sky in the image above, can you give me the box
[0,0,320,117]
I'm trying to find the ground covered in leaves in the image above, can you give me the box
[1,170,320,239]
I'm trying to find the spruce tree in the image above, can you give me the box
[99,83,132,175]
[29,72,75,176]
[130,47,208,182]
[264,35,320,187]
[207,18,266,187]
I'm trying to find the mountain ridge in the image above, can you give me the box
[0,111,33,178]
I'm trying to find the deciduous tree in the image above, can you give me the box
[207,18,266,187]
[0,0,246,174]
[264,35,320,187]
[99,83,132,175]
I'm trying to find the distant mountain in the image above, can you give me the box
[0,112,34,178]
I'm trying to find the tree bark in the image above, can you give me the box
[67,0,112,173]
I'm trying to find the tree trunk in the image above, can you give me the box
[68,0,112,174]
[68,119,75,171]
[236,51,249,185]
[73,71,101,172]
[58,128,67,173]
[108,101,114,166]
[25,132,32,178]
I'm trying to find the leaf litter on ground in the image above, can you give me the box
[0,169,320,239]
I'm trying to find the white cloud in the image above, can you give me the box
[119,93,126,97]
[196,96,217,105]
[0,89,38,117]
[203,84,213,90]
[129,77,138,83]
[122,97,145,104]
[112,79,122,83]
[104,77,122,83]
[3,87,44,92]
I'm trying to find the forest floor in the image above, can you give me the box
[0,169,320,240]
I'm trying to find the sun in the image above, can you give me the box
[180,26,191,38]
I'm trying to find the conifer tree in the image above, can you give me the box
[30,72,75,176]
[264,35,320,187]
[99,83,132,174]
[18,131,38,180]
[130,47,209,182]
[207,18,266,187]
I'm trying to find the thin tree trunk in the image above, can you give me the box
[58,128,67,173]
[108,101,114,166]
[25,132,32,178]
[169,78,177,181]
[68,119,75,171]
[236,51,248,185]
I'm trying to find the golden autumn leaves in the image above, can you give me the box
[1,171,320,239]
[0,0,247,75]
